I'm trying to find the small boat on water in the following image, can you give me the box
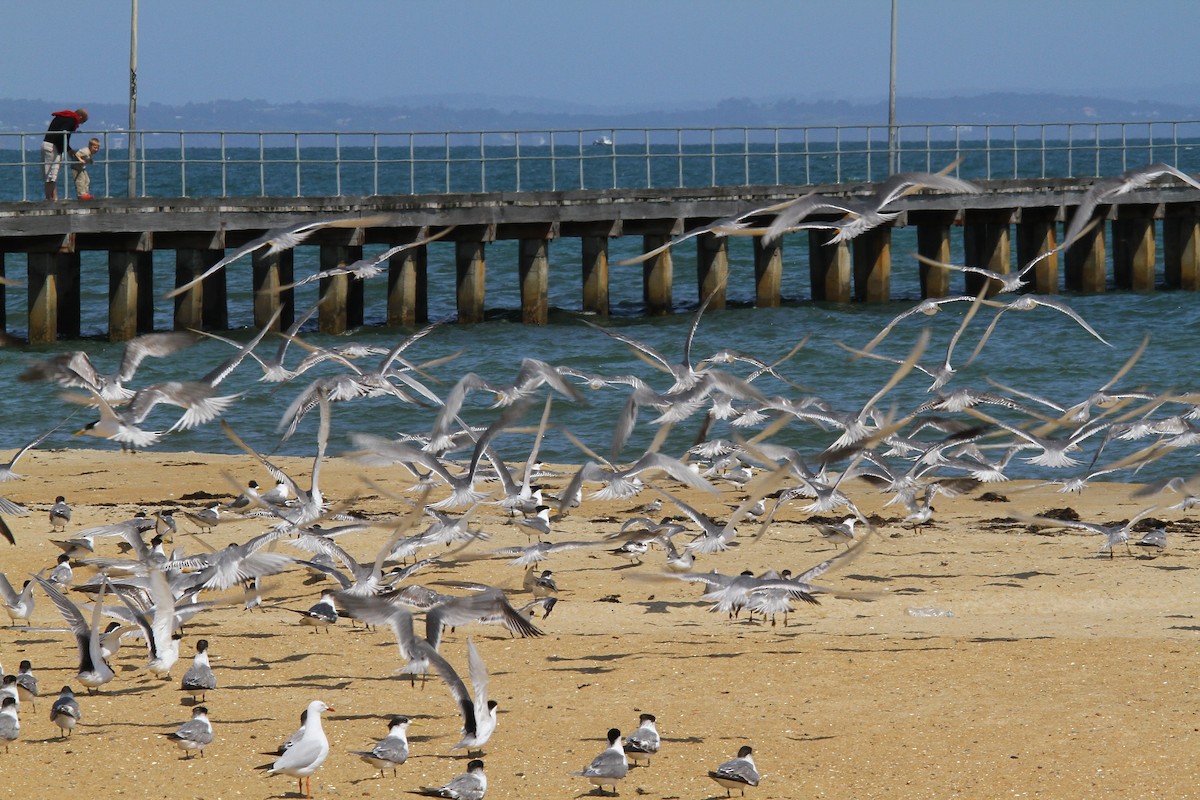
[592,135,614,147]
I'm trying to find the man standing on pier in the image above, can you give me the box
[42,107,88,202]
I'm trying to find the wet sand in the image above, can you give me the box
[1,448,1198,799]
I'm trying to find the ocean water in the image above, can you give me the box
[2,145,1198,488]
[2,273,1196,489]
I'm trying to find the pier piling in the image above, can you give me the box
[1164,207,1200,290]
[1112,205,1156,290]
[696,233,728,309]
[27,252,63,345]
[913,211,954,298]
[456,240,487,324]
[519,238,550,325]
[963,210,1012,296]
[808,230,850,302]
[252,248,294,332]
[581,235,610,316]
[1015,208,1059,294]
[1065,210,1107,293]
[753,237,782,308]
[642,234,673,316]
[387,231,429,326]
[108,250,142,341]
[852,227,891,303]
[318,244,364,334]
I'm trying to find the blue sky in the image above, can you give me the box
[5,1,1197,108]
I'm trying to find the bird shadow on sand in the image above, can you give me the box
[549,664,617,676]
[208,715,276,726]
[667,651,745,660]
[663,734,706,744]
[78,718,166,731]
[227,678,354,692]
[223,631,279,640]
[785,733,836,743]
[328,712,437,729]
[547,651,636,664]
[27,733,88,744]
[95,683,161,698]
[826,643,954,654]
[845,573,894,583]
[8,635,65,647]
[632,599,702,614]
[267,790,319,800]
[240,652,323,669]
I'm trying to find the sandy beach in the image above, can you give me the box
[1,447,1198,799]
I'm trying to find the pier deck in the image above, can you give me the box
[2,177,1199,342]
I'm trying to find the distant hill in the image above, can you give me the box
[2,91,1198,134]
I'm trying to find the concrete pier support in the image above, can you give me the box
[852,227,891,302]
[456,240,487,324]
[581,236,610,316]
[808,230,851,302]
[1164,207,1200,290]
[913,212,954,298]
[1015,208,1059,294]
[0,255,7,341]
[753,237,782,308]
[1064,215,1107,293]
[109,250,150,341]
[318,245,364,334]
[963,210,1011,296]
[27,252,65,344]
[1111,205,1156,290]
[696,234,728,308]
[174,248,226,331]
[252,248,294,331]
[56,251,82,340]
[388,234,428,326]
[136,252,155,334]
[642,234,673,315]
[519,238,550,325]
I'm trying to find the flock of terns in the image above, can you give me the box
[2,161,1200,798]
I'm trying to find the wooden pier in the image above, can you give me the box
[2,177,1200,343]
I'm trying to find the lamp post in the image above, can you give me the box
[128,0,138,197]
[888,0,898,174]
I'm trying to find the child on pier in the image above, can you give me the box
[72,138,101,200]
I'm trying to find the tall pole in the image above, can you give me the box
[888,0,898,174]
[128,0,138,197]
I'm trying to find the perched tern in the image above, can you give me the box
[165,705,214,759]
[48,496,71,532]
[181,639,217,701]
[414,758,487,800]
[350,715,410,777]
[574,727,627,796]
[709,745,759,796]
[49,685,81,737]
[625,713,660,767]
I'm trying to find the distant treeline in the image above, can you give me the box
[1,91,1195,133]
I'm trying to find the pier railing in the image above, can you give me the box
[4,120,1200,203]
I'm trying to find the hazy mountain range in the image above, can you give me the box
[4,89,1200,133]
